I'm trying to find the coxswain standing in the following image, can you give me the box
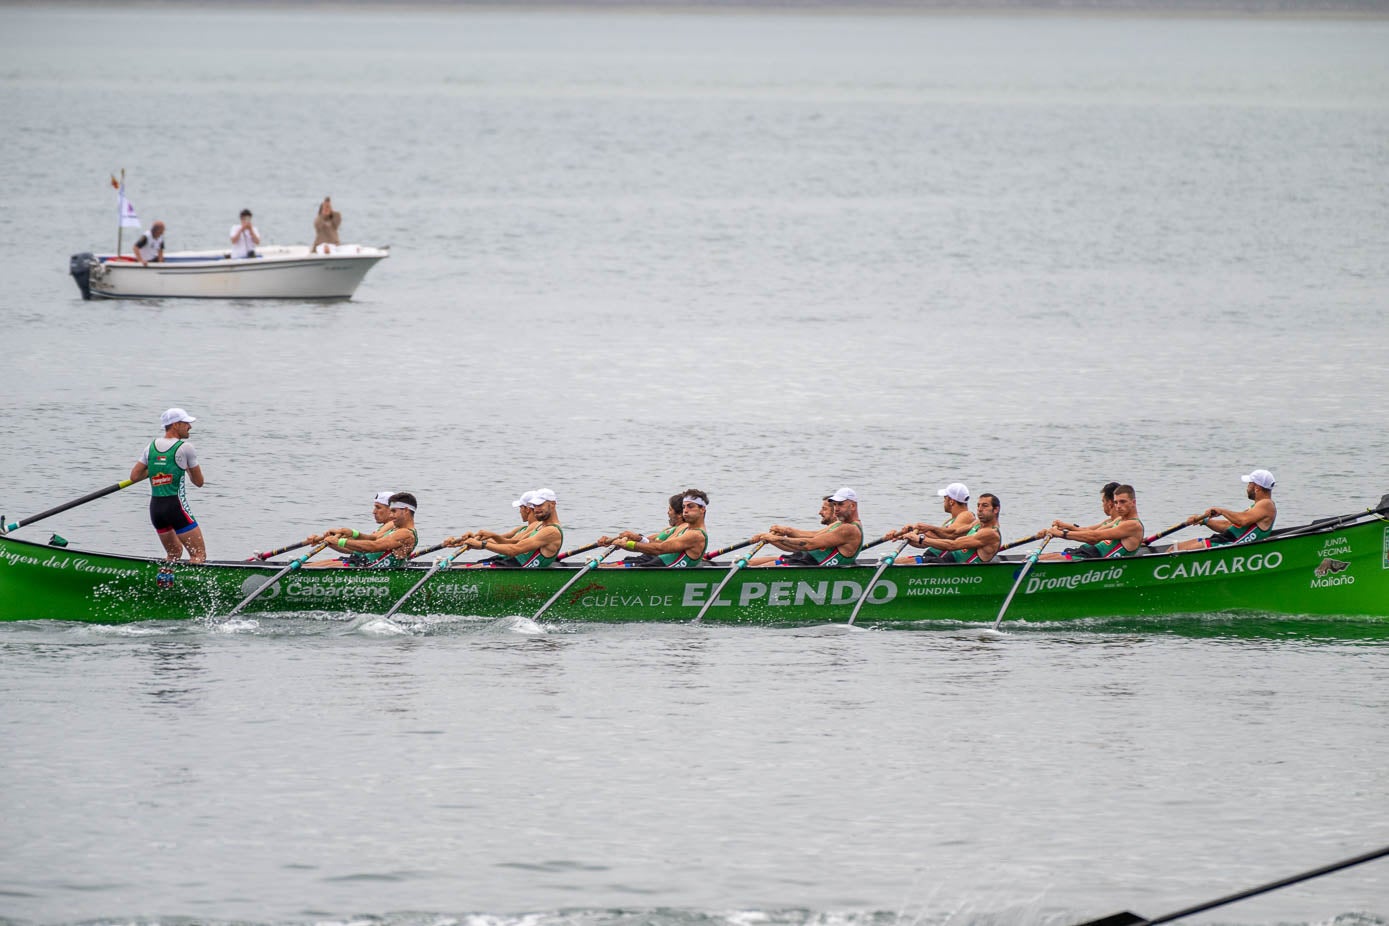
[129,407,206,564]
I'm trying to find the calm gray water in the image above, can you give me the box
[1,6,1387,925]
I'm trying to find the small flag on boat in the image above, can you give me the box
[110,174,120,190]
[116,184,140,229]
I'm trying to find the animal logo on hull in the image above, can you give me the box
[1313,558,1350,578]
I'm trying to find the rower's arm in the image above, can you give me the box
[482,524,560,557]
[337,531,413,554]
[930,527,999,553]
[624,530,699,557]
[771,522,855,553]
[934,514,977,539]
[1210,499,1274,529]
[769,524,817,539]
[1065,520,1142,548]
[130,461,148,482]
[187,464,204,488]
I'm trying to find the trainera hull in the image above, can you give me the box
[2,515,1386,627]
[69,245,388,299]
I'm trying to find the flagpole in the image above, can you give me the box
[116,168,125,255]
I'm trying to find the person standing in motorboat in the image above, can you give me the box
[229,209,260,258]
[311,197,341,254]
[132,221,165,266]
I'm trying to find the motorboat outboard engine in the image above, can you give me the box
[69,252,99,300]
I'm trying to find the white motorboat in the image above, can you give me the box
[68,244,390,300]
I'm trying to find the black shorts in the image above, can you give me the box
[149,496,197,535]
[622,553,664,568]
[777,551,820,566]
[1062,544,1100,560]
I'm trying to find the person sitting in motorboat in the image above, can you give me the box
[133,221,165,267]
[229,209,260,258]
[1175,469,1277,550]
[311,197,341,254]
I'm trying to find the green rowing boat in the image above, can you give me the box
[2,502,1386,627]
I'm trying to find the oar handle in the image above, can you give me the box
[410,541,451,560]
[704,537,756,560]
[249,538,312,561]
[556,540,604,561]
[859,533,894,552]
[1143,517,1207,546]
[999,529,1047,551]
[1,476,147,534]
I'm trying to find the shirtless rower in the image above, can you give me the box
[598,490,710,568]
[609,492,689,567]
[447,488,563,568]
[305,491,396,566]
[904,493,1004,564]
[316,492,420,567]
[1176,469,1277,550]
[892,482,975,557]
[752,487,864,567]
[1041,484,1144,560]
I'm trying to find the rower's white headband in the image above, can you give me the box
[389,501,416,512]
[682,496,707,508]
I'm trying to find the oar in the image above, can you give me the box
[999,528,1047,552]
[248,538,312,562]
[556,539,604,562]
[227,542,328,616]
[990,535,1051,632]
[1,476,147,534]
[846,540,910,626]
[410,540,452,560]
[1142,517,1207,546]
[382,545,468,619]
[1072,843,1389,926]
[532,545,618,620]
[692,541,766,624]
[859,533,894,553]
[1266,494,1389,540]
[703,537,756,561]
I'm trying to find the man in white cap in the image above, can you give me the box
[306,491,397,566]
[1176,470,1277,550]
[129,407,206,563]
[316,492,419,567]
[892,483,976,557]
[751,487,864,567]
[450,488,563,568]
[442,491,541,565]
[902,493,1004,564]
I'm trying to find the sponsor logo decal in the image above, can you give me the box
[1025,565,1126,595]
[1152,551,1283,581]
[239,575,280,600]
[1383,526,1389,571]
[1313,558,1349,578]
[1318,535,1352,558]
[651,579,899,610]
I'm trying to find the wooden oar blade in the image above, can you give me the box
[1070,912,1146,926]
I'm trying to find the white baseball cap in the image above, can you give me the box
[373,491,395,506]
[937,482,970,503]
[828,487,858,502]
[160,407,196,428]
[532,487,557,503]
[1241,469,1276,489]
[511,491,538,508]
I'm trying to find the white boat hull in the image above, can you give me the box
[70,245,389,300]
